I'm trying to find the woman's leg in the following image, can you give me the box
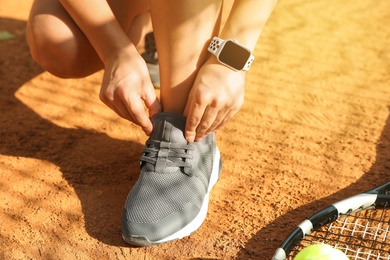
[26,0,151,78]
[127,11,153,54]
[149,0,223,114]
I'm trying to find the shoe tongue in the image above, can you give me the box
[150,113,187,144]
[146,113,188,173]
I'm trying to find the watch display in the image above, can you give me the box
[218,40,251,71]
[208,37,254,71]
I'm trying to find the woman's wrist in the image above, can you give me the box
[205,54,246,75]
[101,42,139,67]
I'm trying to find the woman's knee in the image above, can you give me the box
[27,24,72,77]
[26,0,101,78]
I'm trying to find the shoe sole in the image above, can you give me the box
[123,147,221,246]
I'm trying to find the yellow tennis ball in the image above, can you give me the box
[294,244,349,260]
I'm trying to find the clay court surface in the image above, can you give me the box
[1,0,390,259]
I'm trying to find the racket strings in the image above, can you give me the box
[327,207,390,259]
[289,204,390,260]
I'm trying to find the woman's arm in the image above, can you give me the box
[184,0,277,142]
[58,0,161,135]
[220,0,278,51]
[58,0,133,64]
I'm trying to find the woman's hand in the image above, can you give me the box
[184,60,246,143]
[99,46,161,135]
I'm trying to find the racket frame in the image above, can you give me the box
[272,182,390,260]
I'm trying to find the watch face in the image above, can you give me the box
[219,40,251,70]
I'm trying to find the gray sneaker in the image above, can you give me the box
[122,112,222,246]
[141,32,160,88]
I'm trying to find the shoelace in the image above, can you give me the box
[140,139,194,174]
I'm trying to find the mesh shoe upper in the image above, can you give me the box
[122,112,220,245]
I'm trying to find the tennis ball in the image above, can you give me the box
[294,244,349,260]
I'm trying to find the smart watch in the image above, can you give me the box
[207,36,254,71]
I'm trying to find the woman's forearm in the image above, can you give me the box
[59,0,135,64]
[220,0,278,51]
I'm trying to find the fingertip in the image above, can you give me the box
[143,125,152,136]
[194,135,204,142]
[140,117,154,136]
[149,107,162,119]
[185,132,195,143]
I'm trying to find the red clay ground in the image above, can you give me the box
[1,0,390,259]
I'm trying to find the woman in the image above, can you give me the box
[26,0,277,246]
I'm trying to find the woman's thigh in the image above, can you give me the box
[26,0,149,78]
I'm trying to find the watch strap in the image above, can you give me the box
[243,54,255,71]
[207,36,224,56]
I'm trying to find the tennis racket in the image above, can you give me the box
[272,181,390,260]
